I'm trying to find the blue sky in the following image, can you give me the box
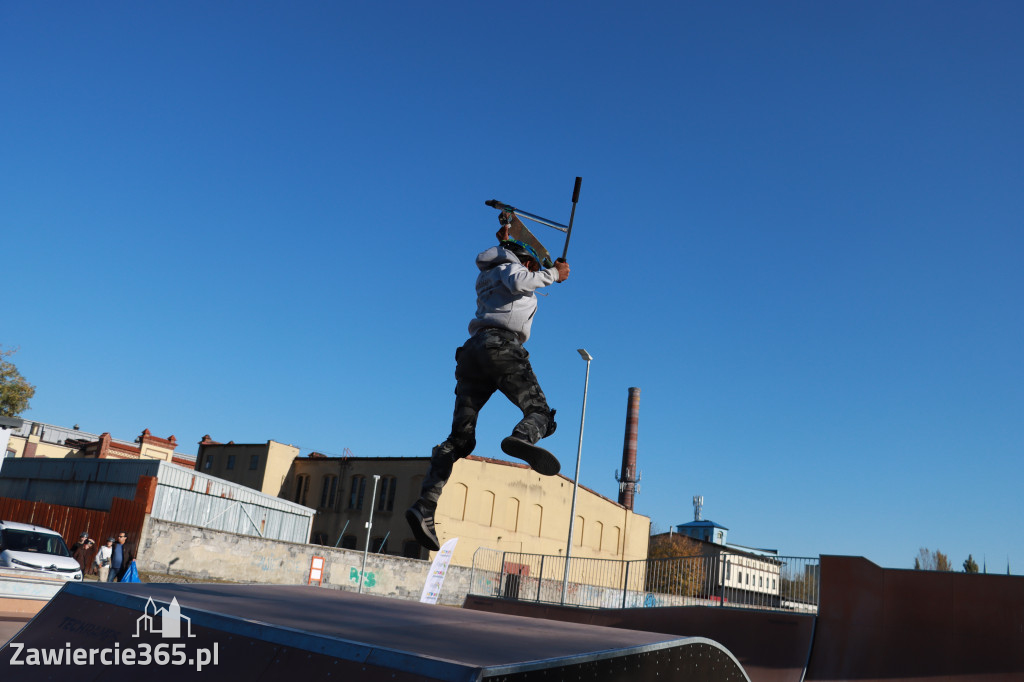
[3,2,1021,572]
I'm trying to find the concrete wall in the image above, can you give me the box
[138,517,473,606]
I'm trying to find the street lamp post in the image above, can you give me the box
[359,474,381,594]
[561,348,592,605]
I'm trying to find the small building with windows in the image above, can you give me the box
[650,502,784,606]
[195,436,298,498]
[287,454,428,559]
[675,518,729,546]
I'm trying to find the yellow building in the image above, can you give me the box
[284,452,650,568]
[195,436,299,498]
[193,433,650,569]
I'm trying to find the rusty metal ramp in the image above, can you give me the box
[1,582,750,681]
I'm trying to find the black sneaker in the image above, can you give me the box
[406,505,440,551]
[500,437,561,476]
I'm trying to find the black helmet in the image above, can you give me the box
[500,239,542,268]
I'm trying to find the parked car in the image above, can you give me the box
[0,520,83,581]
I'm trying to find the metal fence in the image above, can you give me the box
[471,548,819,613]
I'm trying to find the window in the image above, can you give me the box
[321,475,339,509]
[348,475,366,510]
[249,454,259,470]
[341,535,357,549]
[226,455,235,470]
[294,474,310,505]
[373,536,388,554]
[203,455,213,470]
[377,476,397,512]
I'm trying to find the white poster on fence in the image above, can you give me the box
[419,537,458,604]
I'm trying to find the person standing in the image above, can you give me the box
[94,537,113,582]
[107,531,135,582]
[69,531,89,554]
[72,537,94,571]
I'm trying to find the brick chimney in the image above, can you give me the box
[616,387,641,510]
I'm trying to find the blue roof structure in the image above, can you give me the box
[676,519,729,531]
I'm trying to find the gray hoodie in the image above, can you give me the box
[467,246,559,343]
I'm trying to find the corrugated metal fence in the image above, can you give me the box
[0,496,147,574]
[150,464,312,543]
[0,459,314,544]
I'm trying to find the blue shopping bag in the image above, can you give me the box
[121,560,140,583]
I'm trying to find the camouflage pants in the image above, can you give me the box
[417,328,556,510]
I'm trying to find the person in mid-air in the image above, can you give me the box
[406,216,571,551]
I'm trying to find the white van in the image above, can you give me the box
[0,520,83,581]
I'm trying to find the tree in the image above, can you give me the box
[915,548,952,571]
[781,565,821,605]
[963,555,979,573]
[0,346,35,417]
[646,534,708,598]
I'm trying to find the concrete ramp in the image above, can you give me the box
[1,582,750,681]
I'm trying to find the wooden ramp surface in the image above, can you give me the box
[1,582,751,681]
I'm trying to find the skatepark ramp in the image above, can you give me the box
[469,555,1024,682]
[2,581,751,681]
[465,596,813,682]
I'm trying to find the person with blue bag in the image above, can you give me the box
[107,531,136,582]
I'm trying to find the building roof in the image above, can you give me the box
[10,419,195,464]
[676,519,729,530]
[724,542,778,556]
